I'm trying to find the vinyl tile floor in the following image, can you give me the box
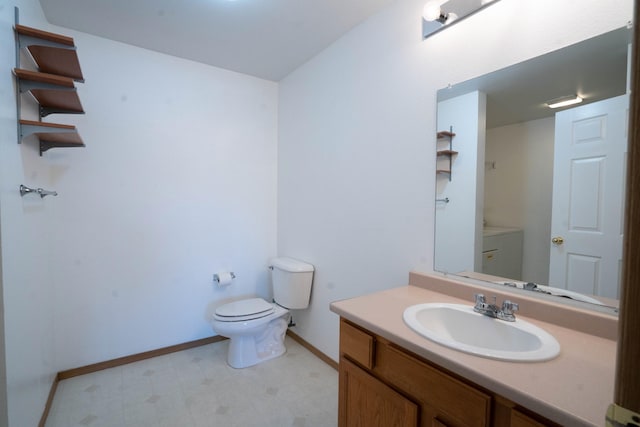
[45,336,338,427]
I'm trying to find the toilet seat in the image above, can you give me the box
[214,298,275,322]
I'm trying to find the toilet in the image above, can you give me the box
[211,257,314,368]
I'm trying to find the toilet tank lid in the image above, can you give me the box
[270,257,314,273]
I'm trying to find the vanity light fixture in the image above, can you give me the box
[423,0,458,25]
[546,95,583,109]
[422,0,502,39]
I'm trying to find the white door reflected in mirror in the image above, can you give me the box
[549,95,628,300]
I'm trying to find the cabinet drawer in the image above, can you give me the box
[510,409,552,427]
[340,319,374,369]
[375,342,490,427]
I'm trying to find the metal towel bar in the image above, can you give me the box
[19,184,58,198]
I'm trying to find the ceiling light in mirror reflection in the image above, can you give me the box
[546,95,584,109]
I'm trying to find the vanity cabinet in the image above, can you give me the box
[338,319,560,427]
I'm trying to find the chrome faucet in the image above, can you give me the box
[473,294,519,322]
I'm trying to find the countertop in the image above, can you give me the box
[330,275,617,426]
[483,226,523,237]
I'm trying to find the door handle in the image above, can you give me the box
[552,236,565,245]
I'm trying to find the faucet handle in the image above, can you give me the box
[501,300,519,314]
[474,293,486,305]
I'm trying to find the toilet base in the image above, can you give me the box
[226,315,289,369]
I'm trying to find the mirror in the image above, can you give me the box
[423,0,502,39]
[434,27,631,310]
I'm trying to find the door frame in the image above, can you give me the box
[615,0,640,411]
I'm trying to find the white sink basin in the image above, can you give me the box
[403,303,560,362]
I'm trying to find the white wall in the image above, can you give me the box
[1,0,278,424]
[47,30,279,370]
[277,0,633,362]
[485,117,555,284]
[0,1,59,425]
[435,91,486,274]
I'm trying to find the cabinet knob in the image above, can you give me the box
[551,236,565,245]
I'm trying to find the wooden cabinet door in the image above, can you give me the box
[375,341,490,427]
[339,357,419,427]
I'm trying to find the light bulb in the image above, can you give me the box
[423,1,442,21]
[443,12,458,24]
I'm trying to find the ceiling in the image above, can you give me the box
[438,27,631,129]
[38,0,396,81]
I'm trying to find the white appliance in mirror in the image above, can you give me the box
[434,26,631,310]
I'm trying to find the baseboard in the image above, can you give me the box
[286,329,338,370]
[38,374,59,427]
[57,335,227,381]
[55,333,335,380]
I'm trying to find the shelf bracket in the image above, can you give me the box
[17,78,76,94]
[14,6,21,144]
[39,141,84,156]
[446,125,453,181]
[39,106,84,118]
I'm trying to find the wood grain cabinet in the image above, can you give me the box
[340,357,419,427]
[338,318,560,427]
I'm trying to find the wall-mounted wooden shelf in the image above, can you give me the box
[14,68,84,116]
[15,24,84,82]
[19,120,85,155]
[13,9,86,156]
[437,131,455,139]
[437,149,459,156]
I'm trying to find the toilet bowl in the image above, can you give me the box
[211,298,290,368]
[210,257,314,369]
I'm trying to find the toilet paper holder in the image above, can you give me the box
[213,272,236,283]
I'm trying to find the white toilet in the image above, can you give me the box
[211,257,314,368]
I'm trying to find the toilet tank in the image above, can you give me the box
[269,257,314,309]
